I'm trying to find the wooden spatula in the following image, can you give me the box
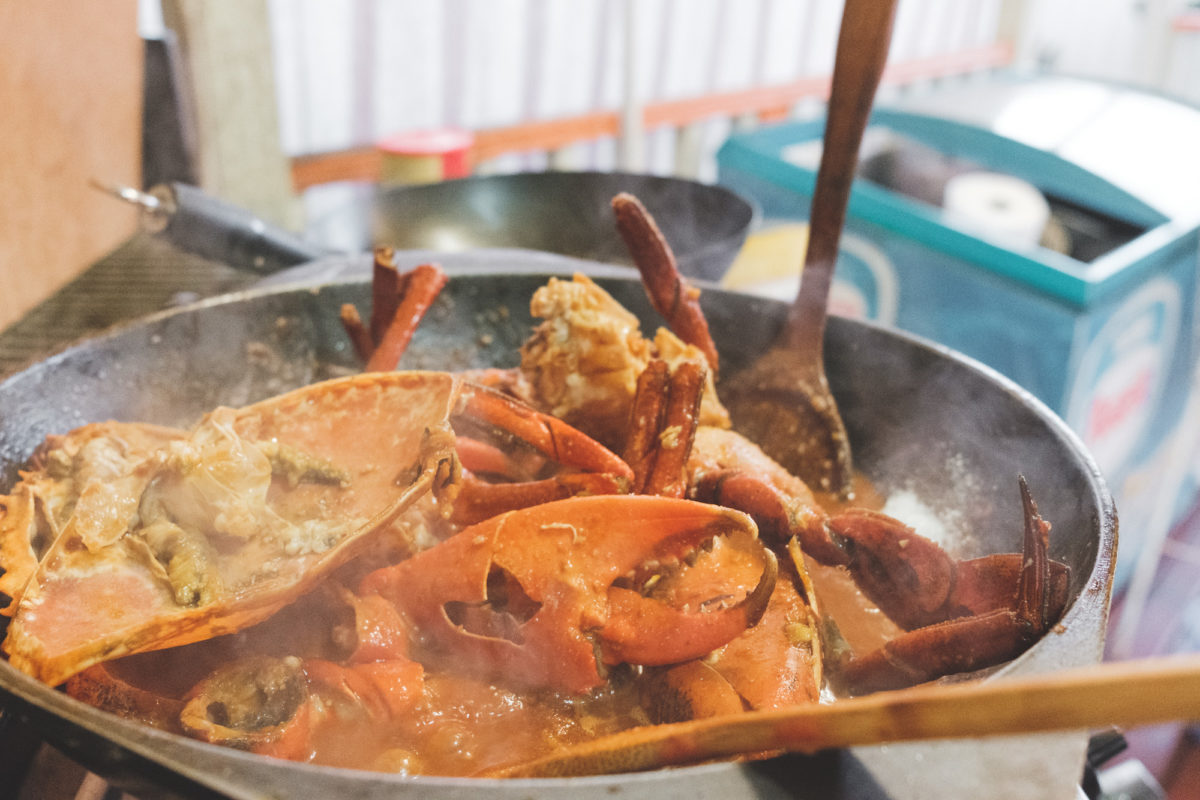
[491,653,1200,777]
[723,0,898,497]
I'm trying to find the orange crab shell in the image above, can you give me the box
[3,371,465,687]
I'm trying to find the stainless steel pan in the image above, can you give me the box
[0,253,1115,799]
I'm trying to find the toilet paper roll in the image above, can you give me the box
[942,171,1051,250]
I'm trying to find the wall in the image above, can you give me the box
[267,0,1006,181]
[1015,0,1200,104]
[0,1,143,331]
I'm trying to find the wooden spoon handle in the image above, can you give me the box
[493,654,1200,777]
[785,0,898,353]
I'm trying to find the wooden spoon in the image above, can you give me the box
[489,654,1200,777]
[722,0,898,497]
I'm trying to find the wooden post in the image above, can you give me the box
[161,0,301,230]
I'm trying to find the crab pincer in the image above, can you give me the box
[831,477,1071,693]
[357,495,775,694]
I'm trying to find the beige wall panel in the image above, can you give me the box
[0,2,143,330]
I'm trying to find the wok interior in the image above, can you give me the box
[0,268,1112,792]
[0,271,1106,596]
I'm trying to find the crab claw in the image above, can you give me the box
[828,493,1069,633]
[445,381,636,526]
[601,542,776,667]
[826,508,957,631]
[358,495,771,694]
[833,477,1072,693]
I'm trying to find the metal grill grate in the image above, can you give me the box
[0,233,256,379]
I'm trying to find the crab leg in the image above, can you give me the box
[339,251,449,371]
[1015,476,1053,636]
[66,663,186,732]
[179,656,315,760]
[686,426,847,567]
[340,247,403,362]
[623,359,671,490]
[685,428,1071,691]
[176,591,427,759]
[699,540,824,711]
[628,533,824,720]
[369,246,402,344]
[612,193,720,373]
[690,429,1069,635]
[455,382,634,481]
[825,508,957,630]
[303,657,425,718]
[638,661,748,722]
[339,305,375,362]
[365,263,449,372]
[643,361,706,498]
[625,359,706,497]
[693,468,847,566]
[827,493,1070,633]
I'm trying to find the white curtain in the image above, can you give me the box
[267,0,1006,177]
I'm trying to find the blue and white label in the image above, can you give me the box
[1067,277,1181,480]
[829,232,899,325]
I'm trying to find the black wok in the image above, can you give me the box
[304,171,757,282]
[141,171,756,283]
[0,253,1115,799]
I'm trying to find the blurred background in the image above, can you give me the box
[1,1,1199,797]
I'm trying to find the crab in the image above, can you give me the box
[0,371,631,687]
[0,200,1073,777]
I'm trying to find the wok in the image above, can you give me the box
[0,252,1115,799]
[303,171,757,282]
